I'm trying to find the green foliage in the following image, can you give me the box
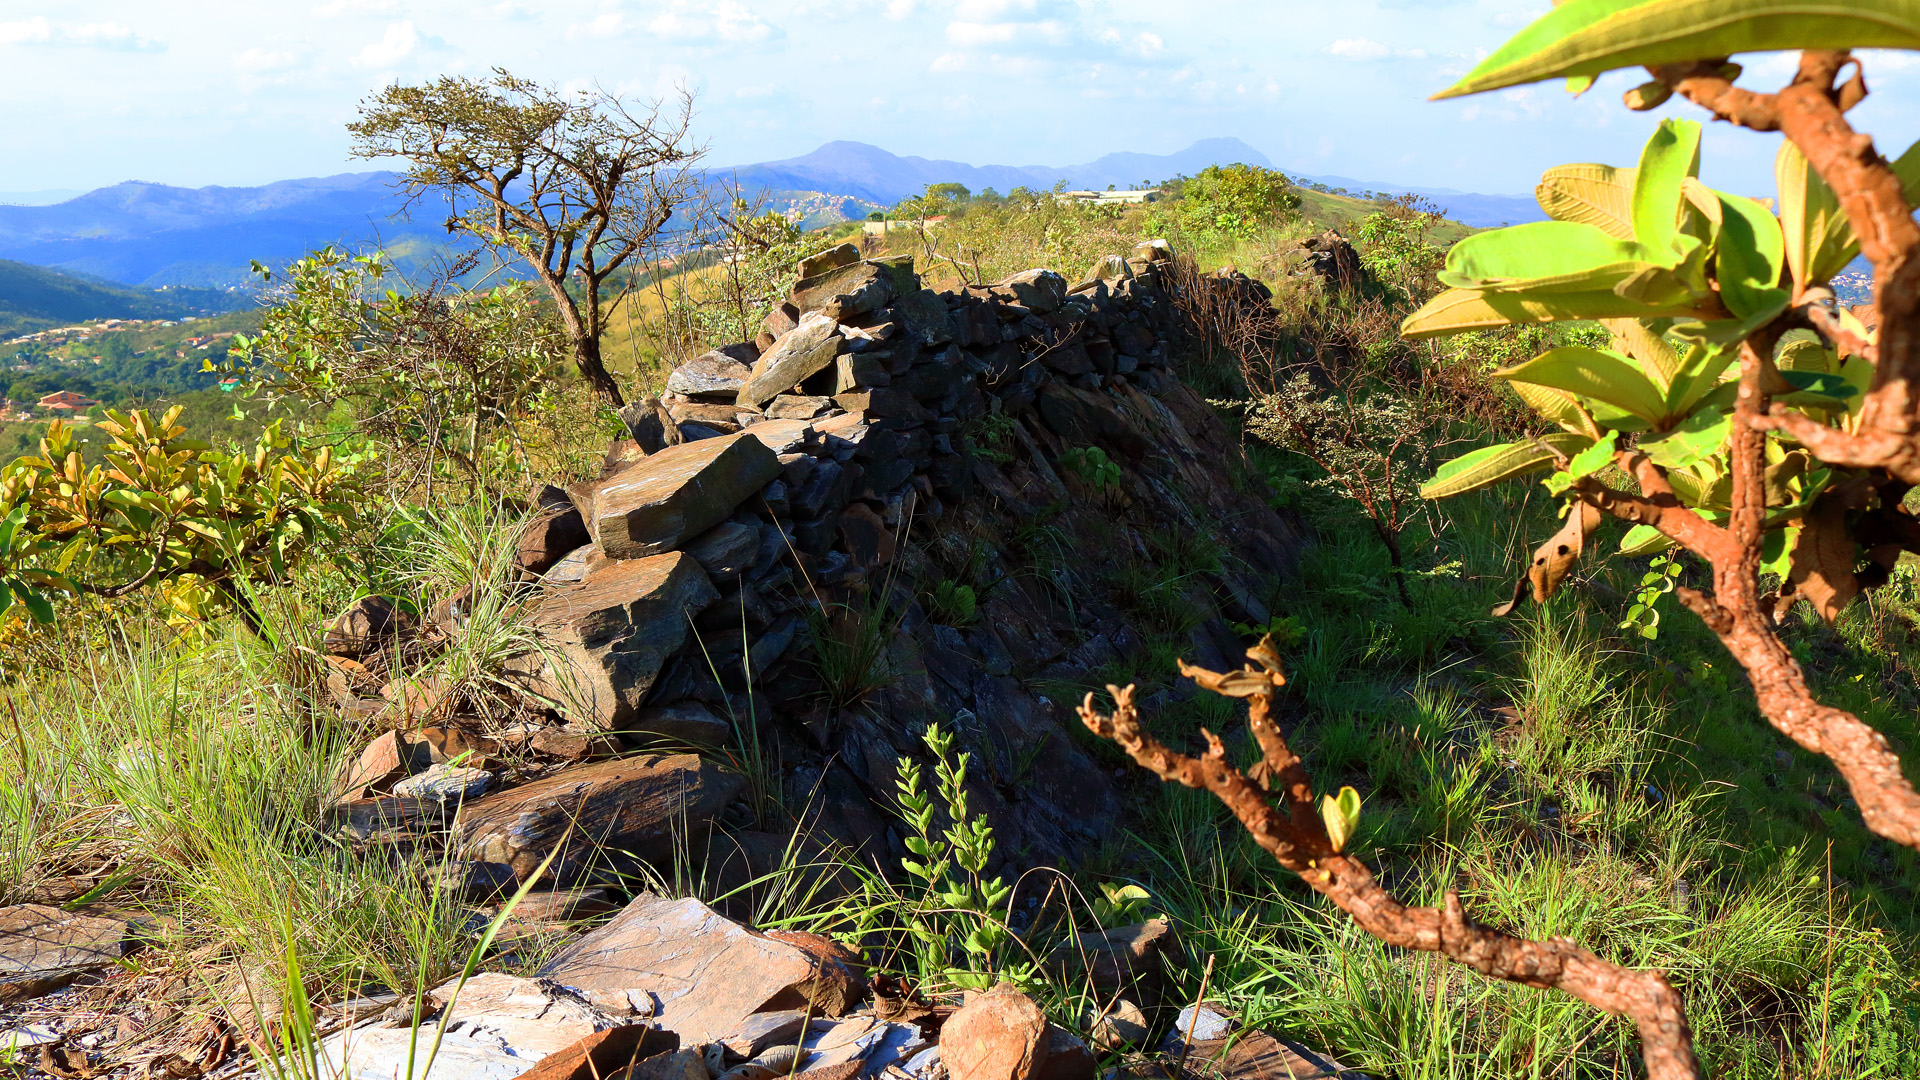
[0,407,358,628]
[229,247,569,497]
[1621,553,1683,639]
[1060,445,1121,492]
[1438,0,1920,101]
[964,411,1018,465]
[1355,199,1449,300]
[891,722,1025,991]
[1160,164,1301,244]
[928,579,978,627]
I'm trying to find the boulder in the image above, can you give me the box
[669,346,758,399]
[744,418,814,455]
[739,314,846,408]
[669,402,751,430]
[1045,919,1179,1006]
[619,398,685,456]
[392,764,494,803]
[797,244,861,279]
[631,702,735,747]
[941,983,1050,1080]
[590,433,782,560]
[891,289,955,349]
[516,1027,683,1080]
[330,730,428,803]
[686,521,763,578]
[767,396,836,420]
[515,552,719,729]
[990,270,1067,315]
[517,499,591,580]
[323,596,406,657]
[791,262,895,322]
[538,894,866,1043]
[0,905,127,1004]
[455,755,743,882]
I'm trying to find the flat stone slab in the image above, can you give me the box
[539,895,863,1044]
[454,755,743,882]
[739,313,845,408]
[668,347,756,399]
[0,905,127,1003]
[591,433,782,560]
[516,552,718,729]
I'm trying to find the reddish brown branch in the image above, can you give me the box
[1079,670,1699,1080]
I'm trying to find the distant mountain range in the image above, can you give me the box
[0,257,246,339]
[0,139,1546,291]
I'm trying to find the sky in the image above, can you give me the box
[6,0,1920,201]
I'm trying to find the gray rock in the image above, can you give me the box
[739,313,844,408]
[1162,1004,1235,1054]
[744,418,814,455]
[631,702,734,748]
[590,433,782,560]
[619,397,683,455]
[686,521,762,578]
[669,346,757,399]
[455,756,743,882]
[514,552,719,730]
[791,261,895,322]
[797,243,860,279]
[765,395,836,420]
[891,288,955,349]
[392,764,494,803]
[991,269,1067,314]
[0,905,127,1004]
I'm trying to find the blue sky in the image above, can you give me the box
[7,0,1920,199]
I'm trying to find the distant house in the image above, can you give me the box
[862,215,946,237]
[1061,189,1159,205]
[37,390,100,413]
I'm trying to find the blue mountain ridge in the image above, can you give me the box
[0,140,1545,289]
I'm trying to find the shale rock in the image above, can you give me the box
[739,314,846,408]
[941,983,1049,1080]
[323,595,406,657]
[538,894,866,1043]
[590,433,782,559]
[0,905,128,1004]
[455,755,742,882]
[669,345,758,399]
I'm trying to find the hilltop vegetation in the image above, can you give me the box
[0,257,245,338]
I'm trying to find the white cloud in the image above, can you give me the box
[649,1,779,43]
[1,17,163,51]
[569,12,634,39]
[355,21,419,66]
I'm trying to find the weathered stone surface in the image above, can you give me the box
[455,756,742,882]
[518,500,591,580]
[323,595,406,656]
[1130,239,1173,264]
[1030,1029,1094,1080]
[739,314,846,408]
[791,262,894,322]
[834,388,930,421]
[1181,1032,1360,1080]
[1044,919,1179,1005]
[797,243,860,280]
[764,302,801,341]
[745,418,814,455]
[393,764,494,803]
[990,270,1067,315]
[515,552,719,729]
[892,289,955,349]
[767,395,836,420]
[670,346,758,399]
[835,351,892,392]
[591,433,782,560]
[0,905,127,1004]
[330,730,426,803]
[515,1027,683,1080]
[619,398,684,456]
[1086,998,1147,1051]
[322,655,381,711]
[629,1049,709,1080]
[631,702,733,747]
[942,984,1049,1080]
[538,894,864,1043]
[669,402,751,430]
[320,973,640,1080]
[685,521,762,578]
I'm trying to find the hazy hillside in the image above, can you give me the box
[0,258,245,337]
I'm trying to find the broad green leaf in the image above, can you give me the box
[1401,285,1720,339]
[1665,341,1737,418]
[1714,189,1789,319]
[1776,141,1857,292]
[1620,523,1675,556]
[1437,221,1655,293]
[11,580,53,625]
[1434,0,1920,101]
[1496,346,1670,424]
[1778,334,1835,373]
[1568,430,1619,479]
[1641,406,1731,468]
[1632,120,1701,258]
[1605,317,1682,389]
[1536,163,1636,238]
[1422,433,1594,499]
[1511,380,1603,437]
[1776,369,1855,407]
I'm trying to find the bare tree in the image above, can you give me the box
[349,70,703,408]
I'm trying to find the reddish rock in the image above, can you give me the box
[323,595,406,656]
[517,496,591,579]
[590,433,782,559]
[0,905,128,1003]
[942,983,1050,1080]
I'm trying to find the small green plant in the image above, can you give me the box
[1060,445,1121,493]
[1090,882,1156,926]
[1621,553,1683,640]
[966,412,1018,465]
[928,579,978,627]
[1231,614,1307,648]
[892,722,1026,991]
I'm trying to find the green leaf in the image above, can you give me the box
[1776,369,1856,408]
[1568,430,1619,478]
[1495,346,1671,425]
[1401,285,1721,339]
[1420,433,1594,499]
[1535,163,1636,238]
[1632,119,1701,258]
[1620,523,1674,556]
[1776,141,1858,291]
[1434,0,1920,101]
[10,580,53,625]
[1320,786,1363,852]
[1714,189,1790,319]
[1437,221,1655,293]
[1641,406,1731,468]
